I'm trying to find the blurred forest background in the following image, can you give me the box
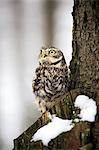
[0,0,73,149]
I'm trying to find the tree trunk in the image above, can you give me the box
[13,0,99,149]
[70,0,99,149]
[70,0,99,98]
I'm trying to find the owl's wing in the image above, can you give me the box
[32,77,36,93]
[32,71,38,93]
[32,66,44,93]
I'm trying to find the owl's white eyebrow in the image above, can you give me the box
[51,57,62,65]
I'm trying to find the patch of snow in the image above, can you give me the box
[74,118,80,123]
[74,95,97,122]
[30,95,97,146]
[30,115,74,146]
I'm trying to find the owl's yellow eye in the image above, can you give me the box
[49,50,56,54]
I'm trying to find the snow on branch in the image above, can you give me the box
[74,95,97,122]
[31,114,74,146]
[30,95,97,146]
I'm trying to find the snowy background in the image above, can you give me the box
[0,0,73,149]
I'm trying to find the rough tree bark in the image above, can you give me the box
[70,0,99,149]
[70,0,99,98]
[13,0,99,149]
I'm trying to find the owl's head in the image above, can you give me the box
[39,46,66,67]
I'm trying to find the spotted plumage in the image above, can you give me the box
[32,47,68,113]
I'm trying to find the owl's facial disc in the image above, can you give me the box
[39,47,65,66]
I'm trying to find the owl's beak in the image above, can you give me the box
[44,54,47,58]
[41,51,48,58]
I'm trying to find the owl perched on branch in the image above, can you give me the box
[32,47,68,113]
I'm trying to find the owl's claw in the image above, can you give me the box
[47,111,53,120]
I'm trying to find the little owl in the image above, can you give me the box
[32,46,68,113]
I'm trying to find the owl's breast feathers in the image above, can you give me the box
[32,65,68,102]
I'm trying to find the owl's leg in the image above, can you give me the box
[39,100,54,120]
[39,100,47,114]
